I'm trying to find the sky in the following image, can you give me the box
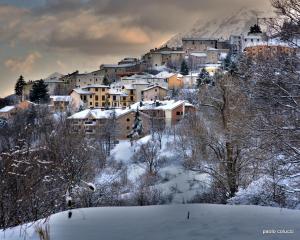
[0,0,271,98]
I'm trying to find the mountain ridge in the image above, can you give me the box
[164,8,272,47]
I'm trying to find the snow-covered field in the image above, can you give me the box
[1,204,299,240]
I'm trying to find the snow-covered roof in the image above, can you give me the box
[50,96,72,102]
[68,108,133,120]
[124,84,135,90]
[142,85,168,92]
[122,73,155,80]
[190,52,207,57]
[108,89,128,96]
[72,88,94,95]
[131,100,186,111]
[155,71,176,79]
[82,84,109,89]
[0,106,15,113]
[205,64,222,68]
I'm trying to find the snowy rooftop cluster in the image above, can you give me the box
[68,108,133,120]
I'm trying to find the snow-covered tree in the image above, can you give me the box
[128,108,143,141]
[180,60,189,76]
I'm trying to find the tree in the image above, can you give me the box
[238,50,300,197]
[103,75,110,86]
[248,24,262,34]
[178,73,256,201]
[128,109,143,141]
[29,79,49,103]
[15,75,26,99]
[197,68,211,87]
[180,60,189,76]
[269,0,300,47]
[134,139,160,175]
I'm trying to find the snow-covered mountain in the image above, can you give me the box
[165,8,271,47]
[44,72,63,82]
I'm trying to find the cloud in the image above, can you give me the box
[0,0,272,97]
[4,52,42,74]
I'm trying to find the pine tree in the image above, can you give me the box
[180,60,189,76]
[15,75,26,98]
[29,79,49,103]
[248,24,262,34]
[197,68,211,87]
[103,75,110,86]
[128,109,143,140]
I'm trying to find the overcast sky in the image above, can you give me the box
[0,0,271,97]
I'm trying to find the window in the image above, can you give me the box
[95,95,99,101]
[130,90,134,95]
[95,102,98,107]
[83,96,87,101]
[102,88,105,92]
[113,96,116,101]
[126,118,130,122]
[102,96,105,101]
[127,126,130,130]
[155,89,157,92]
[90,102,92,105]
[176,112,181,116]
[90,95,92,99]
[102,102,105,107]
[130,96,134,101]
[95,88,98,92]
[123,97,126,101]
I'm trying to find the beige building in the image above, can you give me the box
[131,100,195,128]
[182,38,219,53]
[50,96,72,112]
[70,85,109,111]
[143,46,185,68]
[68,108,150,139]
[141,85,168,101]
[99,62,143,82]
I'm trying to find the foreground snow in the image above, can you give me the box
[1,204,299,240]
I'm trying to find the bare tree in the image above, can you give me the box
[269,0,300,47]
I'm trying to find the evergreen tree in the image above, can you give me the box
[15,75,26,98]
[180,60,189,76]
[223,54,238,75]
[103,75,110,86]
[128,109,143,140]
[29,79,49,103]
[248,24,262,34]
[197,68,211,87]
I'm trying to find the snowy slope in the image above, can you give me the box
[165,8,270,47]
[100,135,210,203]
[1,204,299,240]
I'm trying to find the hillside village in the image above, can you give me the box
[1,27,299,137]
[0,1,299,239]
